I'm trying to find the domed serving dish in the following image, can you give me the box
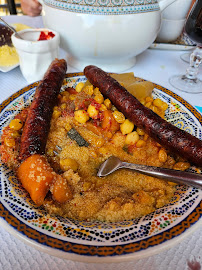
[39,0,176,71]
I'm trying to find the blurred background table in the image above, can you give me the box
[0,15,202,270]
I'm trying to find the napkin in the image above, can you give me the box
[0,222,202,270]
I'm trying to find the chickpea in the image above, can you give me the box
[153,98,163,108]
[75,82,85,92]
[136,127,145,136]
[111,105,117,112]
[136,140,146,148]
[60,103,67,110]
[125,131,139,145]
[61,90,69,96]
[143,133,149,141]
[98,146,110,156]
[145,101,152,108]
[52,110,61,119]
[9,119,23,131]
[162,102,168,111]
[120,119,134,135]
[60,158,79,172]
[104,99,112,109]
[61,95,70,103]
[173,162,190,171]
[158,149,167,163]
[4,137,15,147]
[145,96,153,103]
[69,94,76,100]
[112,111,125,124]
[150,105,159,114]
[94,94,104,104]
[74,110,89,124]
[99,104,107,112]
[93,87,101,96]
[87,104,99,119]
[83,85,94,96]
[10,130,20,138]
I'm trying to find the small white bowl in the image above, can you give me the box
[159,0,193,20]
[156,18,186,43]
[11,28,60,83]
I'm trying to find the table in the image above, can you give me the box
[0,15,202,270]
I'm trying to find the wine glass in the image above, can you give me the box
[180,52,191,63]
[180,33,196,63]
[169,0,202,94]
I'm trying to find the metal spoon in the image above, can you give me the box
[0,17,22,40]
[97,156,202,189]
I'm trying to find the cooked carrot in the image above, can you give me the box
[17,154,56,206]
[101,110,120,133]
[51,175,73,203]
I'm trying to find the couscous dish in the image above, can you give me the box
[0,62,192,222]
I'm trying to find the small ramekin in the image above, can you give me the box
[11,28,60,83]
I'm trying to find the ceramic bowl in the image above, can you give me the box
[160,0,193,20]
[0,74,202,262]
[156,18,185,43]
[39,0,176,72]
[11,28,60,83]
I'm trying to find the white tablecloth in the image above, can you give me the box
[0,15,202,270]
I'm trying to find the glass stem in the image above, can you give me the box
[185,47,202,81]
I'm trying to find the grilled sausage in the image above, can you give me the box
[84,65,202,167]
[19,59,67,162]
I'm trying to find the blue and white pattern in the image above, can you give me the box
[43,0,159,15]
[0,75,202,258]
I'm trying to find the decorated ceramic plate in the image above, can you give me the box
[149,43,195,51]
[0,73,202,263]
[150,32,196,51]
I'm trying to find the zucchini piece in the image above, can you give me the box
[67,128,89,147]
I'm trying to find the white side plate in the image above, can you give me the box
[0,63,19,73]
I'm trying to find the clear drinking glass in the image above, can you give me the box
[180,52,191,63]
[169,0,202,94]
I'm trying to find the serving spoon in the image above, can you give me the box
[97,156,202,189]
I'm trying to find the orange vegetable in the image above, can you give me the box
[86,122,102,135]
[17,154,56,206]
[51,175,73,203]
[101,110,120,133]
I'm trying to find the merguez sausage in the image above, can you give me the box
[19,59,67,162]
[84,65,202,167]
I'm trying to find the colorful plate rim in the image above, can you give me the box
[0,72,202,263]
